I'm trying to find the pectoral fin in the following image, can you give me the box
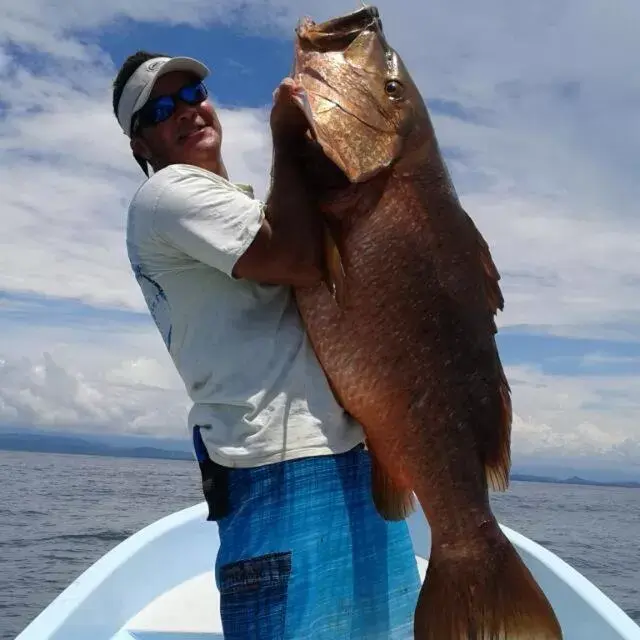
[323,224,347,306]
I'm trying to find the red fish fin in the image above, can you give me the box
[474,222,504,316]
[414,523,563,640]
[485,364,512,492]
[322,224,347,306]
[466,215,513,492]
[370,450,415,521]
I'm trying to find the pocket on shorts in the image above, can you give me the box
[219,551,292,640]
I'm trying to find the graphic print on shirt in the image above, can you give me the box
[132,264,173,351]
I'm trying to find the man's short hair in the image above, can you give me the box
[112,50,169,176]
[112,50,169,120]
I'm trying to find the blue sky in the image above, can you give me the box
[101,21,293,109]
[1,0,639,476]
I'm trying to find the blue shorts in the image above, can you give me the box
[213,445,421,639]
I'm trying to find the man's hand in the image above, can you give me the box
[270,78,311,148]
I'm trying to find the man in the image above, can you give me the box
[112,50,421,638]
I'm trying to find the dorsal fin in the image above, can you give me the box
[435,203,512,492]
[470,215,512,491]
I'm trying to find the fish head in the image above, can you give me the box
[292,5,428,184]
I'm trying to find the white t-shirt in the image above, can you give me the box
[126,163,364,468]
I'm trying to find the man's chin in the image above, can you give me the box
[180,132,219,155]
[178,137,222,168]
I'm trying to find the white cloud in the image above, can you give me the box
[1,325,638,469]
[507,364,640,460]
[1,0,639,461]
[466,194,640,339]
[0,321,190,436]
[579,352,640,367]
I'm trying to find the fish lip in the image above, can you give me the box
[300,5,379,34]
[296,5,381,50]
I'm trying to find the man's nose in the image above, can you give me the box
[174,100,198,120]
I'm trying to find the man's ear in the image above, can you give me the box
[130,136,151,161]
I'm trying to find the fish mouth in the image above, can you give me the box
[291,5,384,116]
[290,6,397,184]
[291,5,390,130]
[296,5,383,51]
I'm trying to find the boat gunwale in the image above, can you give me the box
[15,501,640,640]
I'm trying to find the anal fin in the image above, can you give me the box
[485,363,513,492]
[370,448,415,521]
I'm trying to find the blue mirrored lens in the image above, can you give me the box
[151,96,177,122]
[180,83,207,104]
[133,82,208,133]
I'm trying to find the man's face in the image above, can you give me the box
[131,70,223,171]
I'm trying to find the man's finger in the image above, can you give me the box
[273,77,303,103]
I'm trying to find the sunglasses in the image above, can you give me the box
[131,81,209,135]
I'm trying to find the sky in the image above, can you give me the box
[1,0,639,477]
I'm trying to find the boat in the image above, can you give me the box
[15,501,640,640]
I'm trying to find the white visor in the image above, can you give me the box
[116,56,210,136]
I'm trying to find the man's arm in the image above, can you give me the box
[231,146,324,287]
[232,79,324,287]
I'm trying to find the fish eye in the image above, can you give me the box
[384,79,404,99]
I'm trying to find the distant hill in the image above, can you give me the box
[510,473,640,489]
[1,430,639,488]
[0,431,192,461]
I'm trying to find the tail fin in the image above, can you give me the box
[414,525,563,640]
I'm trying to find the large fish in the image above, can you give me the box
[272,5,564,639]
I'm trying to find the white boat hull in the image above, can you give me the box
[16,501,640,639]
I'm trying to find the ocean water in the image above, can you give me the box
[1,449,639,639]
